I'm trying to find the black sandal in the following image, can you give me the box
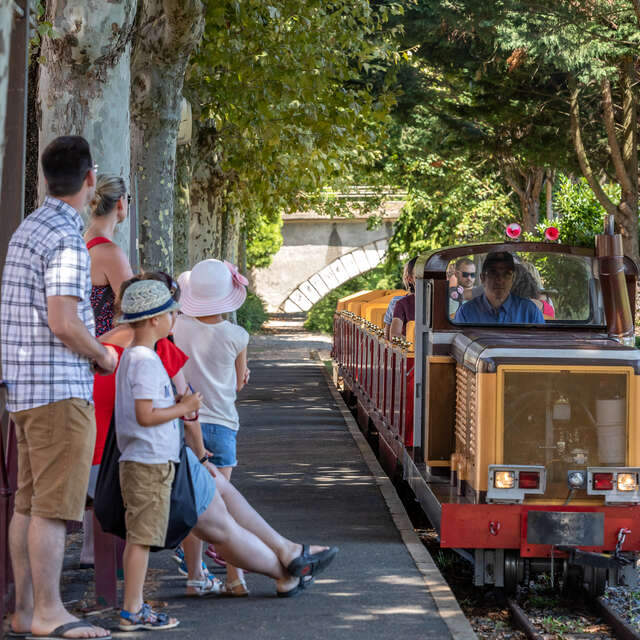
[277,575,313,598]
[286,545,338,579]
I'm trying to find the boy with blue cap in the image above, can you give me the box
[115,279,202,630]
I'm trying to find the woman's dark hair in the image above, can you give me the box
[512,265,539,299]
[405,256,418,293]
[41,135,92,196]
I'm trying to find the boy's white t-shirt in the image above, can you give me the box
[173,315,249,431]
[115,345,180,463]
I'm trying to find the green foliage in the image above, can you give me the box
[236,291,268,334]
[187,1,401,231]
[548,175,620,247]
[304,264,402,334]
[245,216,283,269]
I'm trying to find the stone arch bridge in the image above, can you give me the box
[250,200,403,313]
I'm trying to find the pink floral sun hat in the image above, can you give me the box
[178,259,248,316]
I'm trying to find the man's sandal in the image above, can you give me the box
[118,603,179,631]
[221,577,250,597]
[26,621,111,639]
[286,545,339,579]
[186,575,223,597]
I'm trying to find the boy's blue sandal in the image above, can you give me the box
[118,604,179,631]
[26,622,111,639]
[286,545,339,579]
[172,546,210,579]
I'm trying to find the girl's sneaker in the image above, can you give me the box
[119,603,179,630]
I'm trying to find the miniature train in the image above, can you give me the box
[332,217,640,595]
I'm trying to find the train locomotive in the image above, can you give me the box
[333,216,640,595]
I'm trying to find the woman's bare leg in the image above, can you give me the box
[209,466,327,568]
[191,490,299,593]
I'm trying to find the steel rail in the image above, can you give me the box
[594,596,640,640]
[506,597,545,640]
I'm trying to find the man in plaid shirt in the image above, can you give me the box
[1,136,116,640]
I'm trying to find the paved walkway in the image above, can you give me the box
[52,329,472,639]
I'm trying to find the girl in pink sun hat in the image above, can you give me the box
[173,259,252,595]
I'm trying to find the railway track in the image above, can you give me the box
[507,594,640,640]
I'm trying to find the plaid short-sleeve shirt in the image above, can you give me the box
[1,196,95,412]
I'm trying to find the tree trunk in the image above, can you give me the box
[130,0,203,272]
[0,1,15,202]
[545,169,554,220]
[504,165,544,232]
[173,141,191,275]
[571,73,639,264]
[38,0,137,254]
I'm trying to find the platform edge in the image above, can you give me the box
[318,359,478,640]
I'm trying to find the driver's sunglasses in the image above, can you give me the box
[461,271,476,278]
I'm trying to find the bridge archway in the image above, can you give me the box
[250,203,403,312]
[281,239,388,312]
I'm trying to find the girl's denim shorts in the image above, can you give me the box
[201,423,238,468]
[185,446,215,516]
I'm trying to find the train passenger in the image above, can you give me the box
[512,264,555,319]
[448,257,476,314]
[383,260,414,339]
[173,258,251,596]
[390,256,418,338]
[454,251,544,324]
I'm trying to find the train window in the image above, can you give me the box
[448,251,604,326]
[501,369,628,499]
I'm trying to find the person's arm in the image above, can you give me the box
[389,317,403,339]
[235,348,249,391]
[101,245,134,300]
[47,295,116,374]
[383,323,391,339]
[134,391,202,427]
[170,369,208,458]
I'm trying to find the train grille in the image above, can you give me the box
[455,364,477,465]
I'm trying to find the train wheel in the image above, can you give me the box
[503,551,524,595]
[582,566,607,598]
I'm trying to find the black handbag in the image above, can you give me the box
[94,416,198,550]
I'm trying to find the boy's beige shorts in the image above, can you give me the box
[119,460,175,547]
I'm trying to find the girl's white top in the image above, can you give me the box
[173,315,249,431]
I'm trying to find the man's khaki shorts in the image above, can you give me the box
[119,461,174,547]
[11,398,95,522]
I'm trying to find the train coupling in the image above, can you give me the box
[557,546,634,569]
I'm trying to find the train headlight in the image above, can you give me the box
[487,465,546,503]
[494,471,516,489]
[617,473,638,492]
[567,470,586,489]
[587,467,640,503]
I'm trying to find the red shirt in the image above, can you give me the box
[92,338,188,465]
[392,293,415,336]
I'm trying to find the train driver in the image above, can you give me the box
[453,251,544,324]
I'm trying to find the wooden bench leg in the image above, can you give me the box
[93,511,118,607]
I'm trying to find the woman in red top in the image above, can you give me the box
[85,174,133,336]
